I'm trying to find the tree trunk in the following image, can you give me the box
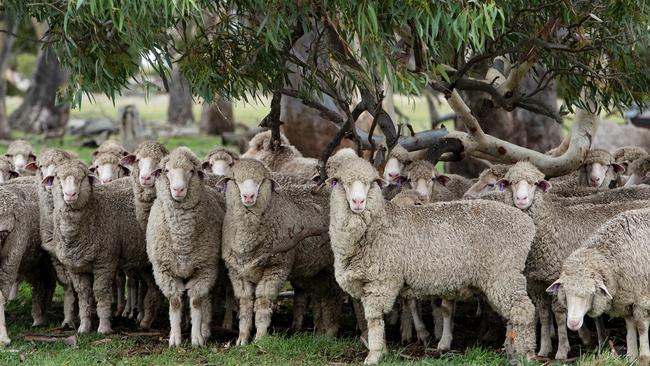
[0,10,16,140]
[199,97,234,135]
[167,66,194,126]
[119,105,145,151]
[8,31,68,133]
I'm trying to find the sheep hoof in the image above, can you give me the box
[168,332,182,347]
[0,336,10,346]
[61,319,76,329]
[638,355,650,366]
[400,332,413,344]
[554,348,569,360]
[236,336,249,346]
[78,322,92,334]
[137,313,144,323]
[364,350,383,364]
[417,329,431,344]
[32,317,47,327]
[436,336,451,351]
[537,344,552,358]
[191,334,205,347]
[97,324,113,335]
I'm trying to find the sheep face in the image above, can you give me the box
[582,162,623,188]
[464,173,497,198]
[547,277,612,331]
[155,148,205,202]
[404,161,449,198]
[165,167,193,201]
[0,158,18,183]
[224,159,277,208]
[47,163,94,206]
[122,155,158,188]
[90,155,128,185]
[497,162,550,210]
[328,159,383,214]
[203,151,237,176]
[383,157,403,185]
[29,149,74,191]
[6,153,35,172]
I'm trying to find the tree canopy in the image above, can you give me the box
[4,0,650,175]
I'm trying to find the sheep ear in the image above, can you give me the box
[196,170,205,180]
[496,179,510,192]
[88,165,97,173]
[536,180,552,193]
[325,177,339,188]
[436,174,450,186]
[24,162,38,172]
[201,160,212,170]
[91,150,99,157]
[87,174,97,185]
[121,154,137,167]
[215,177,230,192]
[598,282,613,300]
[42,176,54,188]
[120,165,131,176]
[374,178,386,189]
[546,280,561,296]
[122,151,130,157]
[28,153,37,162]
[9,170,20,179]
[153,168,162,178]
[268,178,281,193]
[611,163,625,174]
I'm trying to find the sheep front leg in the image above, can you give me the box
[553,301,570,360]
[626,316,639,359]
[138,272,161,329]
[361,295,389,365]
[62,283,77,329]
[437,299,454,351]
[253,273,286,341]
[231,277,254,346]
[31,275,56,327]
[407,298,430,344]
[222,283,236,330]
[93,266,118,334]
[115,272,126,317]
[291,286,308,332]
[8,283,18,301]
[431,299,443,340]
[70,273,93,334]
[637,318,650,363]
[400,297,414,343]
[0,291,10,345]
[188,296,207,346]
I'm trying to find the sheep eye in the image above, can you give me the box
[486,183,495,188]
[164,169,169,173]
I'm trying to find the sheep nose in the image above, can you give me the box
[65,191,77,198]
[173,187,185,196]
[590,177,600,186]
[352,198,365,206]
[388,172,399,179]
[242,193,255,203]
[101,178,112,184]
[567,319,581,330]
[516,194,528,201]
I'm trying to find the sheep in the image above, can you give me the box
[0,182,57,345]
[90,141,130,185]
[382,144,413,185]
[399,160,456,202]
[202,148,239,176]
[221,158,341,345]
[550,149,624,193]
[47,160,158,334]
[5,140,36,175]
[390,189,429,206]
[0,157,19,183]
[146,147,223,346]
[24,148,78,328]
[463,164,510,198]
[624,154,650,187]
[547,207,650,361]
[326,155,537,364]
[494,161,650,359]
[241,130,317,177]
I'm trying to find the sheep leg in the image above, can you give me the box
[115,272,126,317]
[139,272,160,329]
[253,272,287,342]
[136,278,145,323]
[0,291,10,345]
[201,297,212,340]
[578,323,593,346]
[8,283,18,301]
[626,316,639,359]
[70,273,93,334]
[231,277,254,346]
[185,271,216,346]
[595,316,608,345]
[168,294,183,347]
[31,275,56,327]
[637,318,650,363]
[93,267,117,334]
[400,297,414,343]
[222,283,236,330]
[52,261,77,328]
[432,299,443,341]
[484,275,536,361]
[317,287,342,338]
[407,298,430,344]
[536,298,553,357]
[189,296,206,346]
[352,298,368,340]
[436,299,454,351]
[552,300,570,360]
[291,286,308,332]
[360,295,388,365]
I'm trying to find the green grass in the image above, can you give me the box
[0,284,636,366]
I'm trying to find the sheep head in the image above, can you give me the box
[154,147,204,202]
[122,141,169,188]
[90,153,129,185]
[497,161,551,210]
[0,157,19,183]
[202,149,239,176]
[5,140,36,173]
[92,140,128,159]
[27,149,75,192]
[47,160,95,207]
[623,154,650,187]
[383,144,411,185]
[613,146,647,175]
[402,160,449,198]
[326,154,384,214]
[579,149,624,188]
[463,164,510,198]
[220,158,278,208]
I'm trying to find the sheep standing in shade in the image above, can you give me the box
[146,147,223,346]
[327,154,537,364]
[4,140,36,175]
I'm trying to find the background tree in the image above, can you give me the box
[0,9,16,140]
[6,0,650,176]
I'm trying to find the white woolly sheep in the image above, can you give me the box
[202,148,239,176]
[146,147,223,346]
[5,140,36,175]
[548,207,650,361]
[90,140,130,185]
[221,158,341,345]
[0,157,19,183]
[241,130,317,177]
[327,155,537,364]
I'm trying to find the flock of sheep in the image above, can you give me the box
[2,131,650,364]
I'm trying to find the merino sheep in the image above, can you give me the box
[221,158,341,345]
[0,157,19,183]
[242,130,317,177]
[327,155,537,364]
[624,154,650,187]
[0,182,56,344]
[5,140,36,175]
[400,160,455,202]
[494,161,650,359]
[90,141,130,185]
[463,164,510,198]
[548,207,650,361]
[146,147,223,346]
[390,189,429,206]
[47,160,158,334]
[551,149,624,193]
[25,149,78,328]
[202,148,239,176]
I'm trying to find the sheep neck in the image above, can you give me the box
[54,193,95,269]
